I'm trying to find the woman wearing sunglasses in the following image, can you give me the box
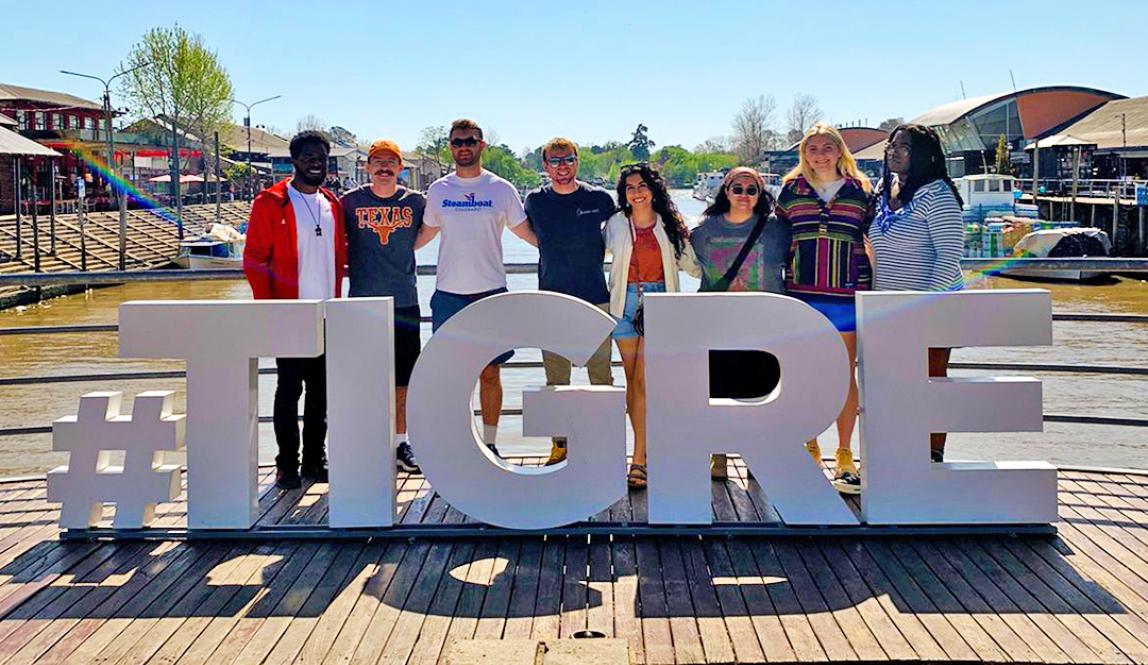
[870,123,964,464]
[775,124,874,494]
[604,163,698,489]
[689,167,790,479]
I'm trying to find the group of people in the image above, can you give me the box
[243,117,965,495]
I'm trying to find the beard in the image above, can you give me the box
[296,168,327,187]
[454,153,478,168]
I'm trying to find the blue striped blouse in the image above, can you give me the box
[870,179,965,292]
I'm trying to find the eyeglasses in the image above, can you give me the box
[546,155,577,167]
[885,143,911,155]
[450,137,480,148]
[729,185,761,196]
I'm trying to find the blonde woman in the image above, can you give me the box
[774,124,874,494]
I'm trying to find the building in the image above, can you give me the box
[908,86,1124,178]
[0,83,110,209]
[1038,95,1148,181]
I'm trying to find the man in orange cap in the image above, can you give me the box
[339,139,424,473]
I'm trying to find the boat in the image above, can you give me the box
[175,223,245,270]
[955,174,1038,222]
[759,172,782,200]
[692,171,726,201]
[1000,227,1112,282]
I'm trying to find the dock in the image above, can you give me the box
[0,202,250,308]
[0,459,1147,663]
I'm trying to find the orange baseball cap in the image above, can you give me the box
[368,139,403,163]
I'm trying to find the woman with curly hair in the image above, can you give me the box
[870,123,965,463]
[604,163,698,488]
[775,124,874,494]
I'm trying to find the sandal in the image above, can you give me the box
[627,463,648,489]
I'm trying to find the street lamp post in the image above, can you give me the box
[61,63,149,271]
[231,95,281,200]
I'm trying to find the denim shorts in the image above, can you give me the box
[795,293,857,333]
[430,288,515,365]
[612,282,665,339]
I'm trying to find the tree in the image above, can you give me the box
[731,95,777,164]
[786,93,823,145]
[694,136,731,154]
[415,125,450,173]
[626,124,655,161]
[328,125,357,147]
[121,25,233,211]
[994,134,1012,175]
[878,117,905,132]
[295,114,327,135]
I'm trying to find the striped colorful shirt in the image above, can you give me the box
[774,175,873,298]
[869,179,965,292]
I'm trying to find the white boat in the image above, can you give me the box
[176,224,245,271]
[1001,227,1112,282]
[956,174,1039,222]
[692,171,726,201]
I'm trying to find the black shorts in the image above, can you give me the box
[709,350,781,399]
[395,305,422,387]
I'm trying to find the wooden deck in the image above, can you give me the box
[1,459,1148,663]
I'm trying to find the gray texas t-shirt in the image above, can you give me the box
[339,185,425,307]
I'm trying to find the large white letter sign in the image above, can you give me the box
[408,292,626,529]
[857,290,1056,524]
[325,298,396,528]
[119,300,324,529]
[644,293,859,526]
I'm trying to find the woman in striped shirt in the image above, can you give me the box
[775,124,873,494]
[870,123,965,462]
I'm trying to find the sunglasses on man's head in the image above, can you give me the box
[450,137,480,147]
[546,155,577,167]
[729,185,760,196]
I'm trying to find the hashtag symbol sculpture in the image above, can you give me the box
[48,390,186,529]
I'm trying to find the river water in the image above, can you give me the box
[1,191,1145,476]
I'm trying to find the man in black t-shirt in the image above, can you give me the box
[524,137,616,465]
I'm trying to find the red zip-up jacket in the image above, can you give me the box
[243,179,347,299]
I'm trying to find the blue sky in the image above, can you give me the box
[3,1,1146,153]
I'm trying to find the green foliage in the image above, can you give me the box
[481,144,541,190]
[626,123,655,162]
[654,145,737,188]
[994,134,1013,175]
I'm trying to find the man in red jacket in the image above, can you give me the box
[243,130,347,489]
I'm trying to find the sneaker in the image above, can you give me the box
[832,470,861,495]
[396,442,420,474]
[711,454,728,480]
[931,448,944,463]
[301,464,329,483]
[545,438,567,466]
[275,467,301,490]
[486,443,501,458]
[835,448,859,476]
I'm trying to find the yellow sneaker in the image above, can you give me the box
[805,440,822,465]
[835,448,859,476]
[711,454,728,480]
[545,438,567,466]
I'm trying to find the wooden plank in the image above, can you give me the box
[501,539,542,641]
[440,539,499,659]
[528,538,564,642]
[345,540,432,664]
[633,539,674,665]
[699,539,766,664]
[721,539,795,662]
[745,539,828,661]
[610,536,646,665]
[316,541,411,665]
[377,540,460,665]
[558,536,588,639]
[898,539,1043,663]
[792,539,889,662]
[658,537,716,664]
[771,540,859,661]
[586,535,615,638]
[830,539,948,661]
[861,540,989,661]
[679,539,736,665]
[474,539,520,640]
[403,541,476,665]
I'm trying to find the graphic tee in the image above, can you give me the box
[524,183,613,304]
[286,184,337,300]
[689,214,790,293]
[340,185,425,307]
[424,170,527,294]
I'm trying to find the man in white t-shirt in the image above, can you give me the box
[415,118,538,457]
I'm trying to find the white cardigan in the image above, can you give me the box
[602,211,700,318]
